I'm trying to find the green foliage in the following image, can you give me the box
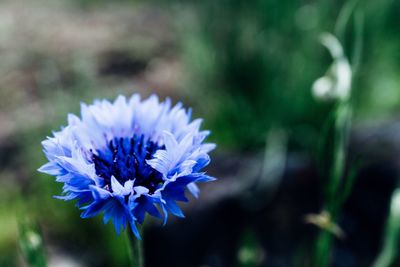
[180,0,333,150]
[236,229,263,267]
[178,0,400,152]
[372,189,400,267]
[18,220,47,267]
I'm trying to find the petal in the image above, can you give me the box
[187,183,200,198]
[38,162,65,176]
[81,200,107,218]
[164,199,185,218]
[90,185,112,200]
[111,176,129,196]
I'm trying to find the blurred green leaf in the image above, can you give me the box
[18,220,47,267]
[237,229,264,267]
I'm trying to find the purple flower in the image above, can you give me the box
[39,94,215,238]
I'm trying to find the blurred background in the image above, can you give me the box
[1,0,400,266]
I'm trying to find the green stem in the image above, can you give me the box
[334,0,359,41]
[126,226,144,267]
[372,189,400,267]
[314,102,352,267]
[314,230,333,267]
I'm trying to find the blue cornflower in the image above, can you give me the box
[38,94,215,238]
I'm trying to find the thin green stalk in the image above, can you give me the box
[334,0,359,42]
[314,100,351,267]
[126,226,144,267]
[329,102,352,218]
[371,189,400,267]
[334,0,364,76]
[314,230,334,267]
[314,102,351,267]
[351,9,364,75]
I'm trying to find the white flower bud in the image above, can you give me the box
[312,33,352,102]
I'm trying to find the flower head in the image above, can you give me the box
[312,33,352,102]
[39,94,215,238]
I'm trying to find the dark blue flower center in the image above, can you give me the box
[91,135,164,194]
